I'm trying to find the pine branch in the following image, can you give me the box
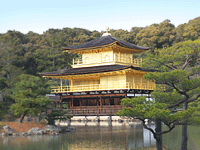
[188,94,200,103]
[167,94,200,108]
[157,122,176,135]
[135,117,157,139]
[181,55,192,70]
[140,119,157,139]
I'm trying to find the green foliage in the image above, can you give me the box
[135,19,176,49]
[175,17,200,42]
[10,74,52,118]
[0,17,200,123]
[0,78,7,90]
[188,101,200,125]
[117,96,195,125]
[143,40,200,71]
[45,109,72,125]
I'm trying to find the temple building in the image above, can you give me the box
[39,30,155,116]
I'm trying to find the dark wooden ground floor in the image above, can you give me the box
[50,89,152,116]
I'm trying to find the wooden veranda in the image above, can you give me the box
[51,89,152,116]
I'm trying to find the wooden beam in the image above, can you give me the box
[61,93,127,98]
[72,98,73,109]
[60,79,63,92]
[80,99,82,107]
[100,96,102,111]
[60,100,63,109]
[96,99,98,107]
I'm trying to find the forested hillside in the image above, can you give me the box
[0,17,200,119]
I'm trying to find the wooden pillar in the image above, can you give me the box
[60,79,63,92]
[109,98,111,112]
[69,100,71,109]
[60,97,63,109]
[72,98,74,109]
[80,99,82,107]
[96,99,98,107]
[100,96,102,111]
[70,79,73,92]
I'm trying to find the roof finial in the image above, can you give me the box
[102,27,111,36]
[106,27,110,33]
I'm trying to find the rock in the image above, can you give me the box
[3,125,15,135]
[2,132,8,136]
[51,131,60,135]
[42,125,62,134]
[118,119,124,123]
[21,132,30,136]
[62,127,75,132]
[27,127,43,135]
[40,118,48,124]
[25,117,32,122]
[33,117,40,123]
[15,118,20,123]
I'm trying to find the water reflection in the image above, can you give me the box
[0,123,157,150]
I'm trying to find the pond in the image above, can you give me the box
[0,122,200,150]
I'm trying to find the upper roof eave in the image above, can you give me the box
[62,35,150,52]
[62,41,117,52]
[39,65,155,77]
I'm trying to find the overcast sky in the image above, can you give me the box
[0,0,199,34]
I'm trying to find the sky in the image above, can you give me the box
[0,0,199,34]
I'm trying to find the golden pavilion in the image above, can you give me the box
[39,30,155,116]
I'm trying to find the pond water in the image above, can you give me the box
[0,123,200,150]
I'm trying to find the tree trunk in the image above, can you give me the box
[19,112,26,123]
[181,124,188,150]
[155,120,162,150]
[181,101,188,150]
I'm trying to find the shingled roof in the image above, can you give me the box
[39,64,154,76]
[62,35,150,51]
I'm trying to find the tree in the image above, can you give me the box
[117,95,195,150]
[0,77,8,120]
[118,40,200,150]
[45,109,72,125]
[10,74,52,123]
[135,19,176,49]
[142,40,200,150]
[175,17,200,43]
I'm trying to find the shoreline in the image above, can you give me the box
[0,121,47,133]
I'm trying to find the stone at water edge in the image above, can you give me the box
[3,125,15,135]
[62,127,76,132]
[27,127,43,135]
[42,125,62,134]
[1,132,8,136]
[21,132,30,136]
[51,131,60,135]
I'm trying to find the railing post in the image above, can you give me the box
[131,57,133,64]
[60,79,63,92]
